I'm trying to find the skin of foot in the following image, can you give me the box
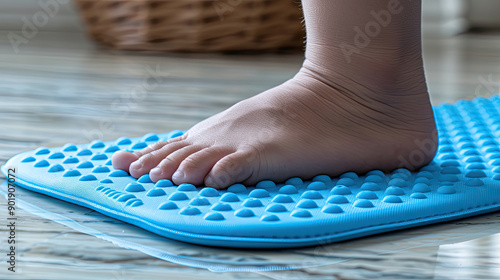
[112,0,438,189]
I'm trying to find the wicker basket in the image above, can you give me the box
[75,0,305,52]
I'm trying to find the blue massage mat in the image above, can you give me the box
[3,97,500,248]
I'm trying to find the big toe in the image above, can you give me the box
[112,151,139,171]
[205,151,257,189]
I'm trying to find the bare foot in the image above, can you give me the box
[112,60,436,188]
[112,0,437,189]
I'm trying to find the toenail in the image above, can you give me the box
[130,161,143,170]
[205,176,215,186]
[150,167,162,176]
[172,170,185,181]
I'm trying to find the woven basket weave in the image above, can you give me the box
[75,0,305,52]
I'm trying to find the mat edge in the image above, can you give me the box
[3,163,500,249]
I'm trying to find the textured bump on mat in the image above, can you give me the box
[3,97,500,248]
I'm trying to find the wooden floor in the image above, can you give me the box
[1,31,500,279]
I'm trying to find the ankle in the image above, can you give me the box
[290,60,434,131]
[297,58,428,98]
